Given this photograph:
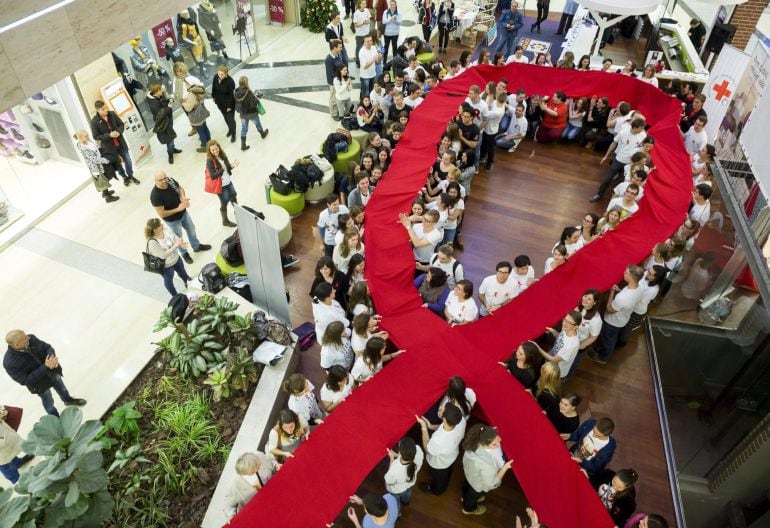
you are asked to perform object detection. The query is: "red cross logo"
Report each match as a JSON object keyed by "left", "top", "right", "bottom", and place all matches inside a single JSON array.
[
  {"left": 228, "top": 66, "right": 692, "bottom": 528},
  {"left": 713, "top": 80, "right": 732, "bottom": 101}
]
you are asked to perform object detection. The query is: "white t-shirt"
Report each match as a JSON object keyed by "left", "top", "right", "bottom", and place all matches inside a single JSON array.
[
  {"left": 689, "top": 201, "right": 711, "bottom": 225},
  {"left": 577, "top": 309, "right": 602, "bottom": 344},
  {"left": 404, "top": 96, "right": 424, "bottom": 109},
  {"left": 609, "top": 112, "right": 632, "bottom": 135},
  {"left": 551, "top": 331, "right": 580, "bottom": 378},
  {"left": 580, "top": 430, "right": 609, "bottom": 461},
  {"left": 426, "top": 421, "right": 466, "bottom": 469},
  {"left": 479, "top": 275, "right": 519, "bottom": 309},
  {"left": 312, "top": 300, "right": 349, "bottom": 344},
  {"left": 633, "top": 278, "right": 659, "bottom": 315},
  {"left": 353, "top": 8, "right": 371, "bottom": 36},
  {"left": 317, "top": 205, "right": 350, "bottom": 245},
  {"left": 444, "top": 198, "right": 464, "bottom": 230},
  {"left": 384, "top": 446, "right": 424, "bottom": 494},
  {"left": 684, "top": 126, "right": 708, "bottom": 156},
  {"left": 351, "top": 331, "right": 370, "bottom": 355},
  {"left": 505, "top": 54, "right": 530, "bottom": 64},
  {"left": 436, "top": 179, "right": 467, "bottom": 198},
  {"left": 411, "top": 224, "right": 443, "bottom": 263},
  {"left": 320, "top": 337, "right": 354, "bottom": 370},
  {"left": 288, "top": 382, "right": 324, "bottom": 424},
  {"left": 358, "top": 45, "right": 379, "bottom": 79},
  {"left": 404, "top": 65, "right": 427, "bottom": 82},
  {"left": 438, "top": 387, "right": 477, "bottom": 418},
  {"left": 484, "top": 103, "right": 506, "bottom": 135},
  {"left": 351, "top": 354, "right": 382, "bottom": 382},
  {"left": 613, "top": 129, "right": 647, "bottom": 164},
  {"left": 320, "top": 374, "right": 355, "bottom": 406},
  {"left": 604, "top": 286, "right": 644, "bottom": 327},
  {"left": 332, "top": 242, "right": 365, "bottom": 274},
  {"left": 613, "top": 181, "right": 644, "bottom": 202},
  {"left": 606, "top": 197, "right": 639, "bottom": 218},
  {"left": 503, "top": 115, "right": 528, "bottom": 138},
  {"left": 428, "top": 255, "right": 465, "bottom": 289},
  {"left": 510, "top": 266, "right": 535, "bottom": 290},
  {"left": 445, "top": 291, "right": 479, "bottom": 323},
  {"left": 426, "top": 203, "right": 449, "bottom": 231},
  {"left": 544, "top": 257, "right": 562, "bottom": 275},
  {"left": 464, "top": 97, "right": 489, "bottom": 128}
]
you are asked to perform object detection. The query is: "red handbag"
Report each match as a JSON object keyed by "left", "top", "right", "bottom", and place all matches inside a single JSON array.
[
  {"left": 204, "top": 159, "right": 223, "bottom": 194},
  {"left": 2, "top": 405, "right": 23, "bottom": 431}
]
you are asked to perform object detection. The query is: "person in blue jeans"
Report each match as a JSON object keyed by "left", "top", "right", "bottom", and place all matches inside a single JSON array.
[
  {"left": 90, "top": 100, "right": 140, "bottom": 186},
  {"left": 385, "top": 437, "right": 424, "bottom": 506},
  {"left": 496, "top": 2, "right": 523, "bottom": 58},
  {"left": 234, "top": 76, "right": 269, "bottom": 152},
  {"left": 0, "top": 411, "right": 34, "bottom": 484},
  {"left": 150, "top": 171, "right": 212, "bottom": 264},
  {"left": 347, "top": 493, "right": 399, "bottom": 528},
  {"left": 144, "top": 218, "right": 193, "bottom": 297},
  {"left": 3, "top": 331, "right": 87, "bottom": 417}
]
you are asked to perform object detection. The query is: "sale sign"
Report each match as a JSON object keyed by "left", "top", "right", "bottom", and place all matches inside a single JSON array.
[
  {"left": 152, "top": 19, "right": 175, "bottom": 58},
  {"left": 269, "top": 0, "right": 285, "bottom": 24}
]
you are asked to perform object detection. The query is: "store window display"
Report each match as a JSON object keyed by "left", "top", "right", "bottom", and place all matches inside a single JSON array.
[
  {"left": 178, "top": 9, "right": 207, "bottom": 76},
  {"left": 130, "top": 36, "right": 170, "bottom": 86}
]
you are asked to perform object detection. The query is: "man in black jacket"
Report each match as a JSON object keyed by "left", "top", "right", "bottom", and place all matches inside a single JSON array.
[
  {"left": 325, "top": 39, "right": 345, "bottom": 121},
  {"left": 211, "top": 65, "right": 237, "bottom": 143},
  {"left": 3, "top": 330, "right": 86, "bottom": 417},
  {"left": 90, "top": 100, "right": 140, "bottom": 186}
]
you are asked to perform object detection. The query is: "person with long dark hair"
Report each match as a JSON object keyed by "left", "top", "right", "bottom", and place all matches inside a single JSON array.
[
  {"left": 438, "top": 376, "right": 476, "bottom": 421},
  {"left": 385, "top": 437, "right": 424, "bottom": 506},
  {"left": 310, "top": 256, "right": 349, "bottom": 309},
  {"left": 266, "top": 409, "right": 308, "bottom": 468},
  {"left": 320, "top": 365, "right": 355, "bottom": 412},
  {"left": 503, "top": 341, "right": 540, "bottom": 391},
  {"left": 597, "top": 468, "right": 638, "bottom": 526},
  {"left": 460, "top": 424, "right": 513, "bottom": 515},
  {"left": 312, "top": 282, "right": 350, "bottom": 345},
  {"left": 414, "top": 267, "right": 450, "bottom": 316},
  {"left": 578, "top": 213, "right": 599, "bottom": 244},
  {"left": 205, "top": 140, "right": 239, "bottom": 227}
]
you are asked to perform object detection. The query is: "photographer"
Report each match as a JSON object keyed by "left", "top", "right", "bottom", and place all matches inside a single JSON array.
[{"left": 495, "top": 2, "right": 523, "bottom": 59}]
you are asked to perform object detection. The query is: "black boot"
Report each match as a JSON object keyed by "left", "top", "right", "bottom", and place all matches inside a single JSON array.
[
  {"left": 102, "top": 190, "right": 119, "bottom": 203},
  {"left": 220, "top": 206, "right": 236, "bottom": 227},
  {"left": 240, "top": 137, "right": 250, "bottom": 151}
]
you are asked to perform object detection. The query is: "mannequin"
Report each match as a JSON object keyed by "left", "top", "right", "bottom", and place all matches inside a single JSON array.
[
  {"left": 164, "top": 38, "right": 186, "bottom": 65},
  {"left": 178, "top": 10, "right": 205, "bottom": 75},
  {"left": 130, "top": 36, "right": 168, "bottom": 79},
  {"left": 197, "top": 2, "right": 223, "bottom": 40}
]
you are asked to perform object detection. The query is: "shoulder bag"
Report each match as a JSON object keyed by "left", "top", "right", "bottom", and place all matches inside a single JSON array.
[
  {"left": 142, "top": 239, "right": 166, "bottom": 274},
  {"left": 0, "top": 405, "right": 23, "bottom": 431},
  {"left": 204, "top": 158, "right": 223, "bottom": 194}
]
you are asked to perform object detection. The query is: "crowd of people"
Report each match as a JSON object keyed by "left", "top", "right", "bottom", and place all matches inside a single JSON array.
[{"left": 221, "top": 23, "right": 711, "bottom": 524}]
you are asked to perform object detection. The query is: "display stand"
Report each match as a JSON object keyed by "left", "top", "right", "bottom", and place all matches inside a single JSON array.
[{"left": 99, "top": 78, "right": 152, "bottom": 165}]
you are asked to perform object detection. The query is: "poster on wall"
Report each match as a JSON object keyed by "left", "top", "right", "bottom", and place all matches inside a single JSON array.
[
  {"left": 236, "top": 0, "right": 256, "bottom": 46},
  {"left": 702, "top": 45, "right": 750, "bottom": 141},
  {"left": 269, "top": 0, "right": 285, "bottom": 24},
  {"left": 152, "top": 19, "right": 176, "bottom": 58},
  {"left": 714, "top": 43, "right": 770, "bottom": 162},
  {"left": 740, "top": 45, "right": 770, "bottom": 196}
]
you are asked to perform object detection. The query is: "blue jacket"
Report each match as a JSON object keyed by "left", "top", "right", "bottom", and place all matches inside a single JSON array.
[
  {"left": 498, "top": 9, "right": 523, "bottom": 33},
  {"left": 414, "top": 274, "right": 450, "bottom": 316},
  {"left": 568, "top": 419, "right": 616, "bottom": 476}
]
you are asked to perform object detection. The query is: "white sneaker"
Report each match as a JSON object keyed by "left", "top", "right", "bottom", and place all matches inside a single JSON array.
[{"left": 507, "top": 145, "right": 518, "bottom": 153}]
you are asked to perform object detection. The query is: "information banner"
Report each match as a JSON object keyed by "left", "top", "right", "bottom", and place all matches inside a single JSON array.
[
  {"left": 236, "top": 0, "right": 256, "bottom": 46},
  {"left": 739, "top": 44, "right": 770, "bottom": 196},
  {"left": 269, "top": 0, "right": 285, "bottom": 24},
  {"left": 702, "top": 45, "right": 750, "bottom": 141},
  {"left": 152, "top": 19, "right": 176, "bottom": 58}
]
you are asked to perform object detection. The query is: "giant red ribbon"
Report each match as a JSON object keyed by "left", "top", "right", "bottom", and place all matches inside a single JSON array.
[{"left": 229, "top": 64, "right": 691, "bottom": 527}]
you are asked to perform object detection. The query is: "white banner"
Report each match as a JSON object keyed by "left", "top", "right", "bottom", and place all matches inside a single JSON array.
[
  {"left": 740, "top": 43, "right": 770, "bottom": 196},
  {"left": 715, "top": 43, "right": 770, "bottom": 161},
  {"left": 703, "top": 45, "right": 750, "bottom": 141}
]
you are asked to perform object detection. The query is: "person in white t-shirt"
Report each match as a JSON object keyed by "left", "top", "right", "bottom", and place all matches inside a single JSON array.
[
  {"left": 437, "top": 376, "right": 477, "bottom": 421},
  {"left": 617, "top": 265, "right": 666, "bottom": 347},
  {"left": 505, "top": 46, "right": 529, "bottom": 64},
  {"left": 320, "top": 320, "right": 354, "bottom": 370},
  {"left": 689, "top": 183, "right": 712, "bottom": 225},
  {"left": 465, "top": 85, "right": 489, "bottom": 170},
  {"left": 312, "top": 282, "right": 350, "bottom": 344},
  {"left": 353, "top": 0, "right": 372, "bottom": 66},
  {"left": 283, "top": 373, "right": 325, "bottom": 426},
  {"left": 319, "top": 365, "right": 355, "bottom": 412},
  {"left": 385, "top": 437, "right": 424, "bottom": 506},
  {"left": 606, "top": 184, "right": 640, "bottom": 219},
  {"left": 683, "top": 116, "right": 708, "bottom": 156},
  {"left": 445, "top": 280, "right": 479, "bottom": 325},
  {"left": 495, "top": 103, "right": 527, "bottom": 152},
  {"left": 404, "top": 57, "right": 427, "bottom": 82},
  {"left": 576, "top": 288, "right": 602, "bottom": 354},
  {"left": 538, "top": 310, "right": 582, "bottom": 379},
  {"left": 591, "top": 118, "right": 646, "bottom": 202},
  {"left": 400, "top": 209, "right": 443, "bottom": 266},
  {"left": 444, "top": 60, "right": 461, "bottom": 80},
  {"left": 590, "top": 265, "right": 644, "bottom": 364},
  {"left": 613, "top": 169, "right": 646, "bottom": 202},
  {"left": 481, "top": 92, "right": 507, "bottom": 171},
  {"left": 426, "top": 243, "right": 465, "bottom": 288},
  {"left": 358, "top": 35, "right": 382, "bottom": 97},
  {"left": 314, "top": 193, "right": 350, "bottom": 257},
  {"left": 417, "top": 403, "right": 466, "bottom": 495},
  {"left": 510, "top": 254, "right": 535, "bottom": 291},
  {"left": 478, "top": 261, "right": 520, "bottom": 316},
  {"left": 404, "top": 82, "right": 424, "bottom": 109}
]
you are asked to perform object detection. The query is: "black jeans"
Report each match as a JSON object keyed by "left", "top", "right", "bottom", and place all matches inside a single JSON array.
[
  {"left": 556, "top": 12, "right": 574, "bottom": 34},
  {"left": 422, "top": 23, "right": 432, "bottom": 43},
  {"left": 428, "top": 463, "right": 453, "bottom": 495},
  {"left": 481, "top": 131, "right": 497, "bottom": 168},
  {"left": 438, "top": 24, "right": 452, "bottom": 49},
  {"left": 596, "top": 159, "right": 625, "bottom": 198},
  {"left": 220, "top": 107, "right": 236, "bottom": 138},
  {"left": 344, "top": 0, "right": 355, "bottom": 16},
  {"left": 383, "top": 35, "right": 399, "bottom": 63},
  {"left": 534, "top": 1, "right": 550, "bottom": 29},
  {"left": 461, "top": 479, "right": 485, "bottom": 512}
]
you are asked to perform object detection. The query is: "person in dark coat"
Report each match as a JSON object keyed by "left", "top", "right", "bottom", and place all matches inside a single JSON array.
[
  {"left": 568, "top": 417, "right": 617, "bottom": 482},
  {"left": 212, "top": 65, "right": 237, "bottom": 143},
  {"left": 146, "top": 84, "right": 181, "bottom": 164},
  {"left": 90, "top": 100, "right": 140, "bottom": 186},
  {"left": 3, "top": 330, "right": 86, "bottom": 417}
]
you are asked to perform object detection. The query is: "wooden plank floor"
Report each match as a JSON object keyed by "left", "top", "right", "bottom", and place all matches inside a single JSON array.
[{"left": 277, "top": 131, "right": 676, "bottom": 526}]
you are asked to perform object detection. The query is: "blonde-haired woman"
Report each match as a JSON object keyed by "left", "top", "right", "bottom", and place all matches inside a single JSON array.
[
  {"left": 223, "top": 451, "right": 274, "bottom": 519},
  {"left": 536, "top": 361, "right": 561, "bottom": 422},
  {"left": 234, "top": 76, "right": 268, "bottom": 151},
  {"left": 205, "top": 140, "right": 239, "bottom": 227},
  {"left": 74, "top": 129, "right": 119, "bottom": 203},
  {"left": 144, "top": 218, "right": 191, "bottom": 296}
]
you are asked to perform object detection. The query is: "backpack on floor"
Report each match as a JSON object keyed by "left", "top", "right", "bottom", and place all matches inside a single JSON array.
[
  {"left": 341, "top": 115, "right": 359, "bottom": 131},
  {"left": 199, "top": 263, "right": 226, "bottom": 293}
]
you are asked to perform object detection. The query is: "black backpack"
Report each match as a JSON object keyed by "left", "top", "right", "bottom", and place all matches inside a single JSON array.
[
  {"left": 220, "top": 231, "right": 243, "bottom": 267},
  {"left": 199, "top": 263, "right": 226, "bottom": 293},
  {"left": 269, "top": 165, "right": 292, "bottom": 195},
  {"left": 168, "top": 293, "right": 189, "bottom": 323},
  {"left": 341, "top": 115, "right": 359, "bottom": 131}
]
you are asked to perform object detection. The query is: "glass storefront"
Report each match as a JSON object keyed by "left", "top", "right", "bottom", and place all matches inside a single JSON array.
[
  {"left": 648, "top": 162, "right": 770, "bottom": 527},
  {"left": 0, "top": 1, "right": 294, "bottom": 247}
]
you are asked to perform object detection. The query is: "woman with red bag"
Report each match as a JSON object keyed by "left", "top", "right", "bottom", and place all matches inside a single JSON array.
[
  {"left": 204, "top": 140, "right": 240, "bottom": 227},
  {"left": 0, "top": 405, "right": 34, "bottom": 484}
]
